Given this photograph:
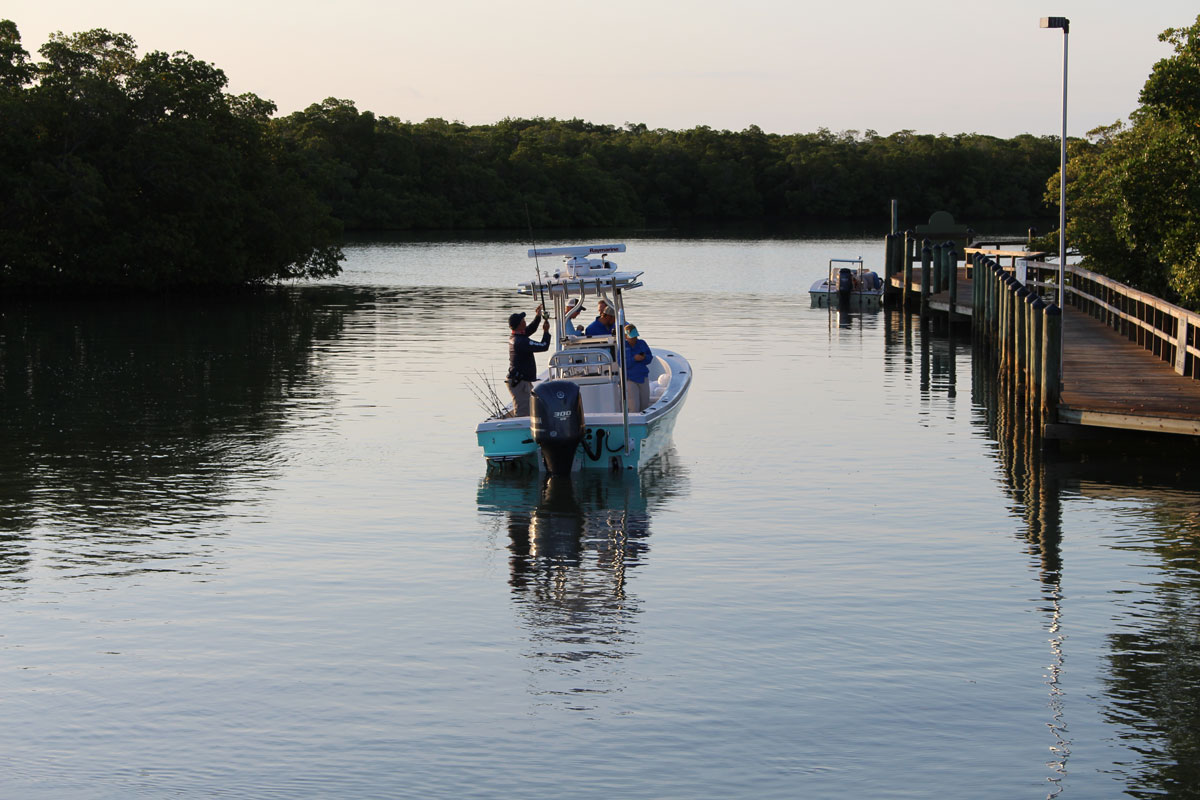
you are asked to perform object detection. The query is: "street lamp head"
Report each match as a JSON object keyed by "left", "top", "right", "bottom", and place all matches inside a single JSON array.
[{"left": 1040, "top": 16, "right": 1069, "bottom": 32}]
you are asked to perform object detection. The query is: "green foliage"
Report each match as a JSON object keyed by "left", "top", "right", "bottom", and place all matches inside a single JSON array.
[
  {"left": 1056, "top": 14, "right": 1200, "bottom": 309},
  {"left": 0, "top": 19, "right": 33, "bottom": 89},
  {"left": 272, "top": 105, "right": 1059, "bottom": 232},
  {"left": 0, "top": 22, "right": 343, "bottom": 291}
]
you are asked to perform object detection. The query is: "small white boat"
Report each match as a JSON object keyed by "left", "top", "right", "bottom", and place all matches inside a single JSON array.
[
  {"left": 809, "top": 258, "right": 883, "bottom": 309},
  {"left": 476, "top": 244, "right": 691, "bottom": 472}
]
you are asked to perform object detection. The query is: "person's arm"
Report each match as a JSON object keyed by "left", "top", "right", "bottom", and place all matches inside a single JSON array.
[{"left": 529, "top": 322, "right": 551, "bottom": 352}]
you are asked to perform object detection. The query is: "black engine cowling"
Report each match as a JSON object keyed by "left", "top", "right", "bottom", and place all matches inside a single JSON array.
[
  {"left": 837, "top": 267, "right": 854, "bottom": 291},
  {"left": 837, "top": 267, "right": 854, "bottom": 312},
  {"left": 531, "top": 380, "right": 584, "bottom": 474}
]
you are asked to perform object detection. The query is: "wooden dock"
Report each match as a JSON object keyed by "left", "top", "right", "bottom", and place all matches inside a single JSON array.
[
  {"left": 1057, "top": 307, "right": 1200, "bottom": 436},
  {"left": 889, "top": 267, "right": 973, "bottom": 316},
  {"left": 888, "top": 257, "right": 1200, "bottom": 439}
]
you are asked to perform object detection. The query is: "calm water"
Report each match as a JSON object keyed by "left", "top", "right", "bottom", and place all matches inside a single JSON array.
[{"left": 2, "top": 235, "right": 1199, "bottom": 799}]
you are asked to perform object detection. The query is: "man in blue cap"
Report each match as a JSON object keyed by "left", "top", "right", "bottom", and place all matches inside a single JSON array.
[
  {"left": 622, "top": 323, "right": 652, "bottom": 412},
  {"left": 506, "top": 304, "right": 548, "bottom": 416}
]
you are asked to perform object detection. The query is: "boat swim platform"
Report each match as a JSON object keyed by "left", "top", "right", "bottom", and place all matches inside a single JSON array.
[{"left": 889, "top": 268, "right": 1200, "bottom": 439}]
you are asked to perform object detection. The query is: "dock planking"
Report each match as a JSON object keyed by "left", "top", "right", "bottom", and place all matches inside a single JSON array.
[{"left": 1058, "top": 307, "right": 1200, "bottom": 435}]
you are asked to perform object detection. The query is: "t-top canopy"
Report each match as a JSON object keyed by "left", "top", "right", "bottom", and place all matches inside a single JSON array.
[
  {"left": 527, "top": 243, "right": 625, "bottom": 259},
  {"left": 529, "top": 243, "right": 628, "bottom": 279}
]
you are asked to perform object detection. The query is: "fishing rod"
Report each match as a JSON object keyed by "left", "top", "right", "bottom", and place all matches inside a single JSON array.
[{"left": 524, "top": 202, "right": 550, "bottom": 323}]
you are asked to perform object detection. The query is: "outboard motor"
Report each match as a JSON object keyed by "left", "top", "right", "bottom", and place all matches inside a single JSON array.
[
  {"left": 531, "top": 380, "right": 584, "bottom": 475},
  {"left": 837, "top": 267, "right": 854, "bottom": 313}
]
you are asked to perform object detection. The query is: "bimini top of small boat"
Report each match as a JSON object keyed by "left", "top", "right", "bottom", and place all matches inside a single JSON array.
[{"left": 518, "top": 243, "right": 643, "bottom": 295}]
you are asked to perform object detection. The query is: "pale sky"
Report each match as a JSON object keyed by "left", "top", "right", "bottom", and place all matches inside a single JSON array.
[{"left": 5, "top": 0, "right": 1198, "bottom": 138}]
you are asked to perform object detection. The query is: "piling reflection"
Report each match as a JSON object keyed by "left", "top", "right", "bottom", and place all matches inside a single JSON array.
[
  {"left": 970, "top": 353, "right": 1069, "bottom": 797},
  {"left": 884, "top": 310, "right": 965, "bottom": 403},
  {"left": 0, "top": 289, "right": 361, "bottom": 587},
  {"left": 970, "top": 326, "right": 1200, "bottom": 799},
  {"left": 477, "top": 451, "right": 689, "bottom": 711}
]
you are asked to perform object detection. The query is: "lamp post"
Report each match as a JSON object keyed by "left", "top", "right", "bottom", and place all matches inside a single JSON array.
[
  {"left": 1040, "top": 16, "right": 1069, "bottom": 308},
  {"left": 1041, "top": 16, "right": 1069, "bottom": 387}
]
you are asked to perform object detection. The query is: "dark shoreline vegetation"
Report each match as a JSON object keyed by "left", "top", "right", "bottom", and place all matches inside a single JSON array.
[
  {"left": 0, "top": 21, "right": 1058, "bottom": 293},
  {"left": 2, "top": 17, "right": 1198, "bottom": 306}
]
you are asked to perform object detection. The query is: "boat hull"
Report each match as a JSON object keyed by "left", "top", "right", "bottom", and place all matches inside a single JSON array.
[
  {"left": 809, "top": 288, "right": 883, "bottom": 309},
  {"left": 477, "top": 349, "right": 690, "bottom": 471}
]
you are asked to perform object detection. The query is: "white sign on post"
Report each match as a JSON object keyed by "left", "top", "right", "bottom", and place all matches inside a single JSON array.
[{"left": 1015, "top": 258, "right": 1028, "bottom": 286}]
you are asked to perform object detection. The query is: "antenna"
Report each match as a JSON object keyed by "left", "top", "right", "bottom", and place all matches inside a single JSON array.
[{"left": 524, "top": 201, "right": 550, "bottom": 319}]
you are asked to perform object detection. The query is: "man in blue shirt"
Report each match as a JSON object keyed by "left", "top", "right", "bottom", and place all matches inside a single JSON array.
[
  {"left": 506, "top": 304, "right": 548, "bottom": 416},
  {"left": 584, "top": 302, "right": 616, "bottom": 338},
  {"left": 622, "top": 323, "right": 652, "bottom": 412}
]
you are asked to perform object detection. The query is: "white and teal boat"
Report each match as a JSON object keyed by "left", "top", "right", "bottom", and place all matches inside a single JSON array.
[{"left": 476, "top": 244, "right": 692, "bottom": 472}]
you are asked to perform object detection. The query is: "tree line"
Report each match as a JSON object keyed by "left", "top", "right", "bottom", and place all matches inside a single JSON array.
[
  {"left": 2, "top": 20, "right": 1064, "bottom": 290},
  {"left": 270, "top": 102, "right": 1060, "bottom": 233},
  {"left": 0, "top": 22, "right": 343, "bottom": 290}
]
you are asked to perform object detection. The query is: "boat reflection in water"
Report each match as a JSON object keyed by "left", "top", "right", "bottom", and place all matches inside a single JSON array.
[{"left": 477, "top": 451, "right": 688, "bottom": 711}]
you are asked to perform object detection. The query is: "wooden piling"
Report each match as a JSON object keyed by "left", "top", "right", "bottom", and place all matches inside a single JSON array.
[
  {"left": 1030, "top": 296, "right": 1045, "bottom": 413},
  {"left": 987, "top": 257, "right": 997, "bottom": 336},
  {"left": 1023, "top": 289, "right": 1038, "bottom": 385},
  {"left": 943, "top": 242, "right": 954, "bottom": 292},
  {"left": 988, "top": 262, "right": 1002, "bottom": 341},
  {"left": 999, "top": 274, "right": 1010, "bottom": 368},
  {"left": 1041, "top": 305, "right": 1062, "bottom": 422},
  {"left": 947, "top": 246, "right": 959, "bottom": 318},
  {"left": 1015, "top": 287, "right": 1029, "bottom": 382},
  {"left": 984, "top": 261, "right": 995, "bottom": 342},
  {"left": 920, "top": 243, "right": 932, "bottom": 316},
  {"left": 883, "top": 234, "right": 895, "bottom": 302},
  {"left": 903, "top": 232, "right": 916, "bottom": 309},
  {"left": 1004, "top": 276, "right": 1020, "bottom": 370},
  {"left": 932, "top": 242, "right": 944, "bottom": 293},
  {"left": 971, "top": 254, "right": 982, "bottom": 332}
]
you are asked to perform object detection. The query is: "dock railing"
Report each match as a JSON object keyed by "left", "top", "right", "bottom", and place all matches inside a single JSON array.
[
  {"left": 1063, "top": 265, "right": 1200, "bottom": 379},
  {"left": 978, "top": 252, "right": 1200, "bottom": 380},
  {"left": 968, "top": 247, "right": 1200, "bottom": 440}
]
